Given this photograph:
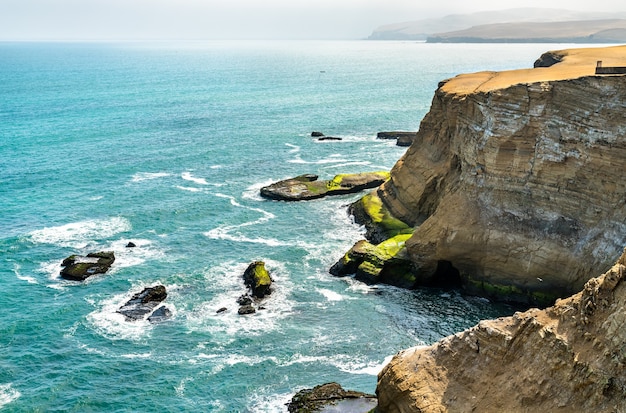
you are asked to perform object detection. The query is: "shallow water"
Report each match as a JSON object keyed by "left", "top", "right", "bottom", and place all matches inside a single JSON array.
[{"left": 0, "top": 41, "right": 591, "bottom": 411}]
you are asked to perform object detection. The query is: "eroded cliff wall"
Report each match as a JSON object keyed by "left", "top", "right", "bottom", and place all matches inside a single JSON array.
[
  {"left": 377, "top": 247, "right": 626, "bottom": 413},
  {"left": 377, "top": 45, "right": 626, "bottom": 303}
]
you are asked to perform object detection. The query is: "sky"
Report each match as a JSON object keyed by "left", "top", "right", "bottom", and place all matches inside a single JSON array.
[{"left": 0, "top": 0, "right": 625, "bottom": 41}]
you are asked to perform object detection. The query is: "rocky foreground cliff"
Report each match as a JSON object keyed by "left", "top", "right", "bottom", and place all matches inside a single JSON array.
[
  {"left": 355, "top": 45, "right": 626, "bottom": 305},
  {"left": 377, "top": 248, "right": 626, "bottom": 413},
  {"left": 372, "top": 45, "right": 626, "bottom": 413}
]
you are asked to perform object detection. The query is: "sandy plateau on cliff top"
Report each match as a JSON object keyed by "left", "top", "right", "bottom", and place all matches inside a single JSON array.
[{"left": 443, "top": 44, "right": 626, "bottom": 94}]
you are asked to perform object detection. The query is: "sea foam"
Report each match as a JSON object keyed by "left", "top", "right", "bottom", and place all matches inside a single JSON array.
[
  {"left": 0, "top": 383, "right": 20, "bottom": 409},
  {"left": 29, "top": 217, "right": 132, "bottom": 249}
]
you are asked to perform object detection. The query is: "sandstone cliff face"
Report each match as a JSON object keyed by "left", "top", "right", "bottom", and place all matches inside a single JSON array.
[
  {"left": 375, "top": 45, "right": 626, "bottom": 303},
  {"left": 377, "top": 248, "right": 626, "bottom": 413}
]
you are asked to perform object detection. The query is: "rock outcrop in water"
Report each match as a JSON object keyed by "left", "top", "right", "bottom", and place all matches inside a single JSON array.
[
  {"left": 260, "top": 172, "right": 389, "bottom": 201},
  {"left": 117, "top": 285, "right": 170, "bottom": 322},
  {"left": 350, "top": 45, "right": 626, "bottom": 305},
  {"left": 377, "top": 248, "right": 626, "bottom": 412},
  {"left": 60, "top": 251, "right": 115, "bottom": 281},
  {"left": 287, "top": 382, "right": 377, "bottom": 413}
]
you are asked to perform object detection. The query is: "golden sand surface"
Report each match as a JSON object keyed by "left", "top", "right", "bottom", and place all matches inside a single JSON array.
[{"left": 442, "top": 44, "right": 626, "bottom": 95}]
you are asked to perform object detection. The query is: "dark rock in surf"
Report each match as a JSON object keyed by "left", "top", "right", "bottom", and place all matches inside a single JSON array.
[
  {"left": 237, "top": 294, "right": 254, "bottom": 306},
  {"left": 126, "top": 242, "right": 137, "bottom": 248},
  {"left": 60, "top": 251, "right": 115, "bottom": 281},
  {"left": 377, "top": 131, "right": 416, "bottom": 146},
  {"left": 147, "top": 305, "right": 172, "bottom": 323},
  {"left": 238, "top": 304, "right": 256, "bottom": 315},
  {"left": 311, "top": 131, "right": 325, "bottom": 137},
  {"left": 216, "top": 307, "right": 228, "bottom": 314},
  {"left": 243, "top": 261, "right": 272, "bottom": 299},
  {"left": 117, "top": 285, "right": 168, "bottom": 321},
  {"left": 287, "top": 382, "right": 377, "bottom": 413},
  {"left": 318, "top": 136, "right": 342, "bottom": 141}
]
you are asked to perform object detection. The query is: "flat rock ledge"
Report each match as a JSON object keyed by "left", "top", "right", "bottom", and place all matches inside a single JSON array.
[
  {"left": 260, "top": 172, "right": 389, "bottom": 201},
  {"left": 376, "top": 131, "right": 416, "bottom": 147},
  {"left": 117, "top": 285, "right": 171, "bottom": 323},
  {"left": 287, "top": 382, "right": 377, "bottom": 413},
  {"left": 60, "top": 251, "right": 115, "bottom": 281}
]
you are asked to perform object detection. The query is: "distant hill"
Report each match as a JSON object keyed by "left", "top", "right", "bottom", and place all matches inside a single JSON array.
[
  {"left": 369, "top": 8, "right": 626, "bottom": 41},
  {"left": 428, "top": 19, "right": 626, "bottom": 43}
]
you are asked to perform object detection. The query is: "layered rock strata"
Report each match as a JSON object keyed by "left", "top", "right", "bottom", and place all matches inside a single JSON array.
[
  {"left": 360, "top": 45, "right": 626, "bottom": 304},
  {"left": 377, "top": 248, "right": 626, "bottom": 413}
]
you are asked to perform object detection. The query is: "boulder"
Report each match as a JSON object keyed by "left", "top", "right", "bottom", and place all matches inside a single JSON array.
[
  {"left": 125, "top": 241, "right": 136, "bottom": 248},
  {"left": 238, "top": 305, "right": 256, "bottom": 315},
  {"left": 146, "top": 306, "right": 172, "bottom": 323},
  {"left": 330, "top": 235, "right": 417, "bottom": 289},
  {"left": 287, "top": 382, "right": 377, "bottom": 413},
  {"left": 60, "top": 251, "right": 115, "bottom": 281},
  {"left": 243, "top": 261, "right": 272, "bottom": 299},
  {"left": 311, "top": 131, "right": 325, "bottom": 137},
  {"left": 117, "top": 285, "right": 168, "bottom": 321},
  {"left": 260, "top": 172, "right": 389, "bottom": 201}
]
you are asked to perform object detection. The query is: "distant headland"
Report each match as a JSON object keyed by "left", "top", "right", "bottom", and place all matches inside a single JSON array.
[{"left": 369, "top": 8, "right": 626, "bottom": 43}]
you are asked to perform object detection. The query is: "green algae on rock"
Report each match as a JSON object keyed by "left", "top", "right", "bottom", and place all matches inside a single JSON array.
[
  {"left": 60, "top": 251, "right": 115, "bottom": 281},
  {"left": 330, "top": 234, "right": 416, "bottom": 289},
  {"left": 260, "top": 172, "right": 389, "bottom": 201},
  {"left": 243, "top": 261, "right": 272, "bottom": 299},
  {"left": 349, "top": 191, "right": 412, "bottom": 244}
]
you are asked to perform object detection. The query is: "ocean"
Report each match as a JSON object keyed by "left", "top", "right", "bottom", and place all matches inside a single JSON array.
[{"left": 0, "top": 40, "right": 583, "bottom": 412}]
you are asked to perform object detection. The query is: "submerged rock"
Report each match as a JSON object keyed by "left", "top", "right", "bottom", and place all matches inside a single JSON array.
[
  {"left": 60, "top": 251, "right": 115, "bottom": 281},
  {"left": 260, "top": 172, "right": 389, "bottom": 201},
  {"left": 317, "top": 136, "right": 342, "bottom": 141},
  {"left": 146, "top": 305, "right": 172, "bottom": 323},
  {"left": 287, "top": 382, "right": 377, "bottom": 413},
  {"left": 117, "top": 285, "right": 169, "bottom": 322}
]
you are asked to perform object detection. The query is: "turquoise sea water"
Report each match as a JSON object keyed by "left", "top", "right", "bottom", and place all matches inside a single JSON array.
[{"left": 0, "top": 41, "right": 590, "bottom": 411}]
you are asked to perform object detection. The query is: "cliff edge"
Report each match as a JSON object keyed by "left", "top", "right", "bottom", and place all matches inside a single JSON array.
[
  {"left": 377, "top": 247, "right": 626, "bottom": 412},
  {"left": 367, "top": 45, "right": 626, "bottom": 304}
]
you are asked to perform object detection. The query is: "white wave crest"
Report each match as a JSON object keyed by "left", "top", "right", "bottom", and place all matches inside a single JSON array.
[
  {"left": 181, "top": 172, "right": 208, "bottom": 185},
  {"left": 285, "top": 143, "right": 300, "bottom": 153},
  {"left": 29, "top": 217, "right": 131, "bottom": 249},
  {"left": 288, "top": 155, "right": 348, "bottom": 164},
  {"left": 131, "top": 172, "right": 171, "bottom": 182},
  {"left": 0, "top": 383, "right": 21, "bottom": 409},
  {"left": 176, "top": 186, "right": 205, "bottom": 193},
  {"left": 204, "top": 194, "right": 281, "bottom": 246},
  {"left": 317, "top": 288, "right": 345, "bottom": 302},
  {"left": 13, "top": 263, "right": 38, "bottom": 285}
]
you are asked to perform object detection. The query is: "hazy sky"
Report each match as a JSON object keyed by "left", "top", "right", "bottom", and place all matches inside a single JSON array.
[{"left": 1, "top": 0, "right": 625, "bottom": 41}]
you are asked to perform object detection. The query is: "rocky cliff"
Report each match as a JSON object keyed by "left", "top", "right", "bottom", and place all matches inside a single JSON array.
[
  {"left": 364, "top": 45, "right": 626, "bottom": 304},
  {"left": 377, "top": 247, "right": 626, "bottom": 412}
]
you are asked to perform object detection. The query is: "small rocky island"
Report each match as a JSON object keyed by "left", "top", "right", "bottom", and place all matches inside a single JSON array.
[
  {"left": 260, "top": 172, "right": 389, "bottom": 201},
  {"left": 60, "top": 251, "right": 115, "bottom": 281}
]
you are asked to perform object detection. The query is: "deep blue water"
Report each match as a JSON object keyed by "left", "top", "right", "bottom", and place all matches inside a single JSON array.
[{"left": 0, "top": 41, "right": 581, "bottom": 411}]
